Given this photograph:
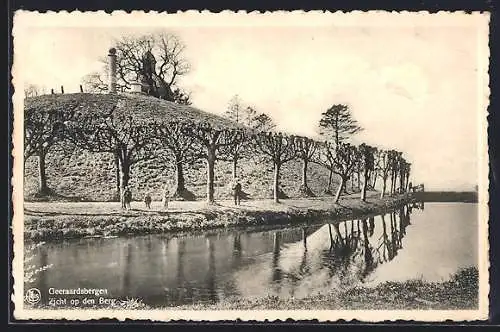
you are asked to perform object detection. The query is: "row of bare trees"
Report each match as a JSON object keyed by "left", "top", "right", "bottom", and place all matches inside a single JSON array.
[{"left": 25, "top": 98, "right": 411, "bottom": 206}]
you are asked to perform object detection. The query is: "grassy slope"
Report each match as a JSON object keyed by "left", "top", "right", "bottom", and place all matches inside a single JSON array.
[
  {"left": 24, "top": 149, "right": 337, "bottom": 202},
  {"left": 24, "top": 93, "right": 340, "bottom": 202}
]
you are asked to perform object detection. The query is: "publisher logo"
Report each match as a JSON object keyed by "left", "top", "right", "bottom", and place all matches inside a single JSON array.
[{"left": 25, "top": 288, "right": 41, "bottom": 305}]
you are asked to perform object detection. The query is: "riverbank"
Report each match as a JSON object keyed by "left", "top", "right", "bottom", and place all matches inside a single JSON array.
[
  {"left": 24, "top": 192, "right": 413, "bottom": 242},
  {"left": 170, "top": 267, "right": 478, "bottom": 310},
  {"left": 27, "top": 267, "right": 478, "bottom": 311}
]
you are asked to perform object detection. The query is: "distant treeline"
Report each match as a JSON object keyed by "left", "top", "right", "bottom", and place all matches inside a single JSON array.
[{"left": 412, "top": 191, "right": 478, "bottom": 203}]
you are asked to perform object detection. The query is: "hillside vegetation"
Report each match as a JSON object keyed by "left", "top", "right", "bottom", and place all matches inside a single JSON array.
[{"left": 24, "top": 147, "right": 339, "bottom": 202}]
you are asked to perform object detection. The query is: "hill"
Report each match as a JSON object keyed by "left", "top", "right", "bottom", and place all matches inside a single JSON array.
[
  {"left": 25, "top": 92, "right": 240, "bottom": 129},
  {"left": 24, "top": 93, "right": 341, "bottom": 202}
]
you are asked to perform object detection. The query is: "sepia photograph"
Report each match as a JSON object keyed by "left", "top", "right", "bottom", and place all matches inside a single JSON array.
[{"left": 11, "top": 10, "right": 490, "bottom": 321}]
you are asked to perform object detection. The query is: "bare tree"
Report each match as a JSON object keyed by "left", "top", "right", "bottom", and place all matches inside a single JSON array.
[
  {"left": 223, "top": 95, "right": 252, "bottom": 179},
  {"left": 398, "top": 158, "right": 410, "bottom": 193},
  {"left": 188, "top": 123, "right": 244, "bottom": 204},
  {"left": 222, "top": 96, "right": 276, "bottom": 179},
  {"left": 389, "top": 150, "right": 402, "bottom": 195},
  {"left": 318, "top": 104, "right": 363, "bottom": 193},
  {"left": 318, "top": 142, "right": 360, "bottom": 203},
  {"left": 82, "top": 32, "right": 191, "bottom": 103},
  {"left": 64, "top": 106, "right": 156, "bottom": 207},
  {"left": 81, "top": 72, "right": 111, "bottom": 93},
  {"left": 24, "top": 99, "right": 78, "bottom": 194},
  {"left": 295, "top": 136, "right": 319, "bottom": 197},
  {"left": 253, "top": 132, "right": 298, "bottom": 203},
  {"left": 404, "top": 162, "right": 412, "bottom": 191},
  {"left": 358, "top": 143, "right": 376, "bottom": 201},
  {"left": 153, "top": 121, "right": 200, "bottom": 200},
  {"left": 378, "top": 150, "right": 391, "bottom": 198},
  {"left": 371, "top": 148, "right": 382, "bottom": 189},
  {"left": 24, "top": 84, "right": 47, "bottom": 98}
]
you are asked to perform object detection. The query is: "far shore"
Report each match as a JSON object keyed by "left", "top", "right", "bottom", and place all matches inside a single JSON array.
[
  {"left": 413, "top": 191, "right": 478, "bottom": 203},
  {"left": 24, "top": 192, "right": 416, "bottom": 242}
]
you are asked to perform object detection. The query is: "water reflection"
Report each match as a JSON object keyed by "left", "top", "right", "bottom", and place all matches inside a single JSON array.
[
  {"left": 28, "top": 202, "right": 477, "bottom": 308},
  {"left": 205, "top": 238, "right": 217, "bottom": 303}
]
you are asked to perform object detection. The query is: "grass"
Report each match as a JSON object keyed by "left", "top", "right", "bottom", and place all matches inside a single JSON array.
[
  {"left": 24, "top": 192, "right": 412, "bottom": 242},
  {"left": 166, "top": 267, "right": 479, "bottom": 310}
]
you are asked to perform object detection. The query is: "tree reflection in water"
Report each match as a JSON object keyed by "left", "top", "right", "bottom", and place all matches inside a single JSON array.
[
  {"left": 312, "top": 203, "right": 424, "bottom": 284},
  {"left": 270, "top": 232, "right": 283, "bottom": 293},
  {"left": 121, "top": 243, "right": 132, "bottom": 296},
  {"left": 205, "top": 237, "right": 217, "bottom": 304}
]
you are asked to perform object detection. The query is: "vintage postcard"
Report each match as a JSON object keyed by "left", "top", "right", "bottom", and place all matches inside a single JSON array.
[{"left": 11, "top": 10, "right": 490, "bottom": 321}]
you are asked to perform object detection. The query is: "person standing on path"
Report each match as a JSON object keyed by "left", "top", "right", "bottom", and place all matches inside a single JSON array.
[
  {"left": 144, "top": 193, "right": 152, "bottom": 209},
  {"left": 161, "top": 184, "right": 170, "bottom": 210},
  {"left": 233, "top": 179, "right": 242, "bottom": 206},
  {"left": 123, "top": 186, "right": 132, "bottom": 210}
]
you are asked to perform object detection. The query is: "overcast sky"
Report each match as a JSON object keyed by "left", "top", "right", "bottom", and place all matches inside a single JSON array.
[{"left": 13, "top": 11, "right": 489, "bottom": 191}]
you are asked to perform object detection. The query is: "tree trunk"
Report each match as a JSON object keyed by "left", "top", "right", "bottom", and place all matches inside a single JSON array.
[
  {"left": 114, "top": 152, "right": 120, "bottom": 200},
  {"left": 333, "top": 223, "right": 344, "bottom": 245},
  {"left": 362, "top": 219, "right": 373, "bottom": 269},
  {"left": 232, "top": 156, "right": 238, "bottom": 180},
  {"left": 380, "top": 178, "right": 387, "bottom": 198},
  {"left": 174, "top": 158, "right": 186, "bottom": 195},
  {"left": 206, "top": 149, "right": 216, "bottom": 204},
  {"left": 357, "top": 169, "right": 361, "bottom": 190},
  {"left": 301, "top": 159, "right": 308, "bottom": 188},
  {"left": 328, "top": 224, "right": 334, "bottom": 249},
  {"left": 360, "top": 169, "right": 368, "bottom": 201},
  {"left": 394, "top": 173, "right": 397, "bottom": 194},
  {"left": 326, "top": 169, "right": 333, "bottom": 193},
  {"left": 390, "top": 172, "right": 395, "bottom": 195},
  {"left": 333, "top": 176, "right": 345, "bottom": 203},
  {"left": 372, "top": 172, "right": 378, "bottom": 189},
  {"left": 118, "top": 157, "right": 130, "bottom": 207},
  {"left": 400, "top": 173, "right": 405, "bottom": 193},
  {"left": 37, "top": 149, "right": 48, "bottom": 194},
  {"left": 273, "top": 163, "right": 281, "bottom": 203}
]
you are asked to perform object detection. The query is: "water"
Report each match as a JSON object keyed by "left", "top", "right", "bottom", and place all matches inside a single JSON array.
[{"left": 28, "top": 202, "right": 478, "bottom": 307}]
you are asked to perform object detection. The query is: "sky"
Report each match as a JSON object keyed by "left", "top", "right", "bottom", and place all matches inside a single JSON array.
[{"left": 13, "top": 11, "right": 490, "bottom": 191}]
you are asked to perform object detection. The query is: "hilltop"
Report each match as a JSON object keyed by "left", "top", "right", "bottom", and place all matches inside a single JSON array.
[{"left": 25, "top": 93, "right": 240, "bottom": 129}]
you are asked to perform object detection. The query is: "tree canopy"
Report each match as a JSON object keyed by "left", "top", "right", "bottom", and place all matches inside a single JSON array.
[
  {"left": 319, "top": 104, "right": 363, "bottom": 147},
  {"left": 82, "top": 32, "right": 192, "bottom": 104}
]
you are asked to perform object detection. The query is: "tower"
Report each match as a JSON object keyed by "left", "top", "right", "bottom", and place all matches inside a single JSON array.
[{"left": 108, "top": 48, "right": 117, "bottom": 93}]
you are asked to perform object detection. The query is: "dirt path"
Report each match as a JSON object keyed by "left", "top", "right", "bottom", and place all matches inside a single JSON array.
[{"left": 24, "top": 192, "right": 383, "bottom": 216}]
